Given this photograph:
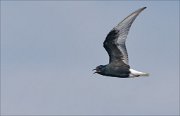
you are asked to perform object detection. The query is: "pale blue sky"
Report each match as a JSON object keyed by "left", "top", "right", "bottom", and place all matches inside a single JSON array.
[{"left": 1, "top": 1, "right": 179, "bottom": 115}]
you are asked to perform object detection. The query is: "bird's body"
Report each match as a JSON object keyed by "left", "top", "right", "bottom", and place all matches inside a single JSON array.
[
  {"left": 98, "top": 62, "right": 130, "bottom": 78},
  {"left": 94, "top": 7, "right": 149, "bottom": 78}
]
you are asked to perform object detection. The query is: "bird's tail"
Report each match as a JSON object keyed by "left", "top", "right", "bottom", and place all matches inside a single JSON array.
[
  {"left": 140, "top": 72, "right": 149, "bottom": 77},
  {"left": 129, "top": 69, "right": 149, "bottom": 77}
]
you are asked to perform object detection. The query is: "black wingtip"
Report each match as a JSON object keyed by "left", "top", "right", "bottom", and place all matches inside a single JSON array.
[
  {"left": 142, "top": 7, "right": 147, "bottom": 10},
  {"left": 138, "top": 7, "right": 146, "bottom": 12}
]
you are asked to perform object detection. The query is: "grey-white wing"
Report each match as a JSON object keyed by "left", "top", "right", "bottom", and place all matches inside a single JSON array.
[{"left": 114, "top": 7, "right": 146, "bottom": 64}]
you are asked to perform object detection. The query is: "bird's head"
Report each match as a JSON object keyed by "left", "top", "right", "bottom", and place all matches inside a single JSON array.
[{"left": 93, "top": 65, "right": 106, "bottom": 74}]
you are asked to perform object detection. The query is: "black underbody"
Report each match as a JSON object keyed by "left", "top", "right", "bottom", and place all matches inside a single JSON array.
[{"left": 97, "top": 62, "right": 131, "bottom": 78}]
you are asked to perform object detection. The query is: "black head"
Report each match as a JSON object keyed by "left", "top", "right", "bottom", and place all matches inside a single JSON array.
[{"left": 93, "top": 65, "right": 106, "bottom": 74}]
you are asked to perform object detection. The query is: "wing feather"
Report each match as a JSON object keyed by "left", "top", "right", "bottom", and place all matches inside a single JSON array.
[{"left": 103, "top": 7, "right": 146, "bottom": 64}]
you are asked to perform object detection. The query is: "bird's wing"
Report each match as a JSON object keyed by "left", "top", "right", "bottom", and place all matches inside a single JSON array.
[{"left": 103, "top": 7, "right": 146, "bottom": 64}]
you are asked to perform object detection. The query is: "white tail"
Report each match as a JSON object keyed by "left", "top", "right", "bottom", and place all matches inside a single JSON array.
[{"left": 129, "top": 69, "right": 149, "bottom": 77}]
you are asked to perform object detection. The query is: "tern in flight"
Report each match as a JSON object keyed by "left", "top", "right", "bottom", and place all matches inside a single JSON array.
[{"left": 93, "top": 7, "right": 149, "bottom": 78}]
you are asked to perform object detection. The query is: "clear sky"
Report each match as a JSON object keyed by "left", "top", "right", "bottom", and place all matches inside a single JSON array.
[{"left": 1, "top": 1, "right": 179, "bottom": 115}]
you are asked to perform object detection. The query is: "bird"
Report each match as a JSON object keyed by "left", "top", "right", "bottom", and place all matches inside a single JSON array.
[{"left": 93, "top": 7, "right": 149, "bottom": 78}]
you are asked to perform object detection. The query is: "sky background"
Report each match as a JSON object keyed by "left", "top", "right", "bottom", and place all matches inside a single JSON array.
[{"left": 1, "top": 1, "right": 179, "bottom": 115}]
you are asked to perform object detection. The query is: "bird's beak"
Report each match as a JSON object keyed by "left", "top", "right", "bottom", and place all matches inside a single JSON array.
[{"left": 92, "top": 69, "right": 97, "bottom": 74}]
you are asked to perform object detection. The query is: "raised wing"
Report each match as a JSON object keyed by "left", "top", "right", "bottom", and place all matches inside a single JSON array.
[{"left": 103, "top": 7, "right": 146, "bottom": 64}]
